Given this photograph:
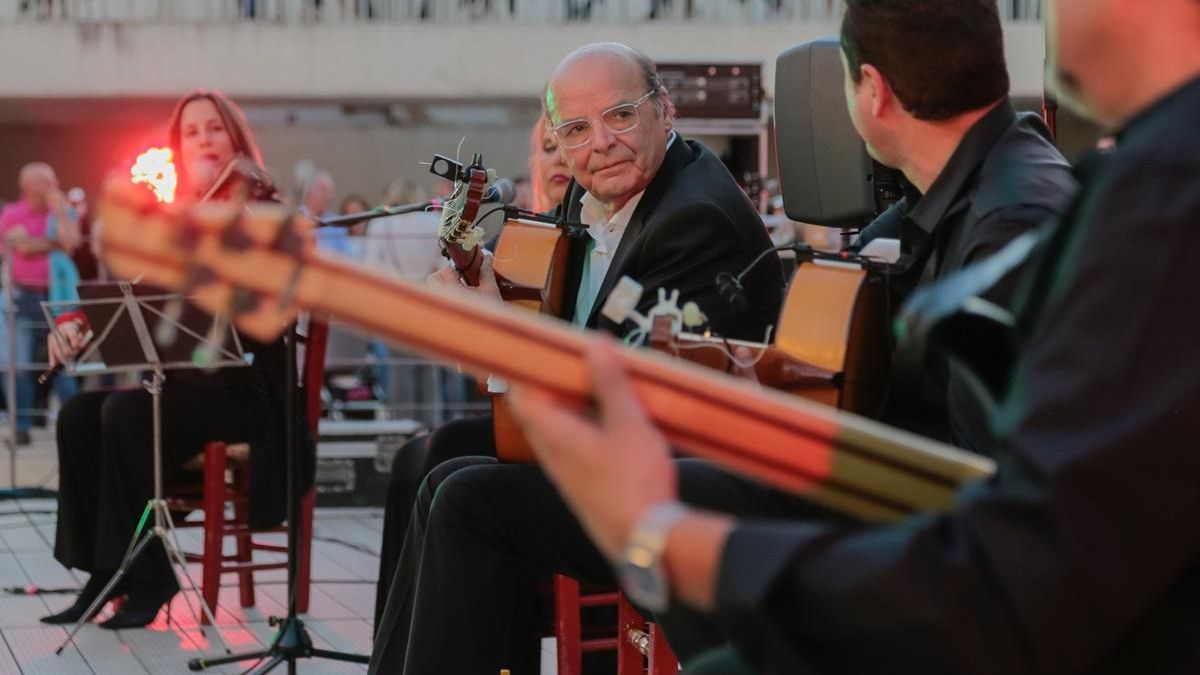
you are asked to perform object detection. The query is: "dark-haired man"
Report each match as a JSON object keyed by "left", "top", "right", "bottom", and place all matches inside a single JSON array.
[
  {"left": 512, "top": 0, "right": 1200, "bottom": 671},
  {"left": 839, "top": 0, "right": 1075, "bottom": 449}
]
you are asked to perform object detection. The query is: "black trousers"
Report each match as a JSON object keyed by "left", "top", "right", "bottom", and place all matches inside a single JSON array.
[
  {"left": 374, "top": 414, "right": 495, "bottom": 628},
  {"left": 369, "top": 456, "right": 831, "bottom": 675},
  {"left": 54, "top": 382, "right": 253, "bottom": 587}
]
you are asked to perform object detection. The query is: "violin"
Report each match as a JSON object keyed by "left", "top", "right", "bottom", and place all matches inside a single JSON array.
[{"left": 198, "top": 156, "right": 279, "bottom": 205}]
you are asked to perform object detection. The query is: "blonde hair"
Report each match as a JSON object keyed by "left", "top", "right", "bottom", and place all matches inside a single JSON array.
[{"left": 528, "top": 116, "right": 557, "bottom": 213}]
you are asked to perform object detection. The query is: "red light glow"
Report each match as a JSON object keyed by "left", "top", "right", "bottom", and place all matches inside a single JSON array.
[{"left": 131, "top": 147, "right": 177, "bottom": 203}]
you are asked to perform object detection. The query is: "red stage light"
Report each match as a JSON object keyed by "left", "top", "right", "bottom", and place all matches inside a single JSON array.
[{"left": 131, "top": 147, "right": 177, "bottom": 203}]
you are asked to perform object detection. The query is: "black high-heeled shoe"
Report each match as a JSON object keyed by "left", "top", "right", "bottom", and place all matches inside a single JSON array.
[
  {"left": 99, "top": 578, "right": 179, "bottom": 630},
  {"left": 40, "top": 572, "right": 125, "bottom": 625}
]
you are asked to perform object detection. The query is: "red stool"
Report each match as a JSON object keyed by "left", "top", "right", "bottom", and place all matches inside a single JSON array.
[
  {"left": 554, "top": 573, "right": 680, "bottom": 674},
  {"left": 165, "top": 319, "right": 327, "bottom": 623}
]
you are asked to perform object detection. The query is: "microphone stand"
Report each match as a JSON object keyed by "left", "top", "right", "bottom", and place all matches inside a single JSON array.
[
  {"left": 500, "top": 204, "right": 589, "bottom": 238},
  {"left": 716, "top": 242, "right": 890, "bottom": 308},
  {"left": 188, "top": 322, "right": 368, "bottom": 674},
  {"left": 320, "top": 200, "right": 436, "bottom": 228}
]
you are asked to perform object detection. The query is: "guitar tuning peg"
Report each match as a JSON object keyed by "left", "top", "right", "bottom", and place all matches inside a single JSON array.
[
  {"left": 177, "top": 212, "right": 204, "bottom": 250},
  {"left": 270, "top": 215, "right": 306, "bottom": 256},
  {"left": 229, "top": 286, "right": 260, "bottom": 315},
  {"left": 682, "top": 301, "right": 707, "bottom": 328},
  {"left": 220, "top": 213, "right": 256, "bottom": 252}
]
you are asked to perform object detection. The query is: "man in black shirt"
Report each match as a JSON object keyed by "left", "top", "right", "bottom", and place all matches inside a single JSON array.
[
  {"left": 841, "top": 0, "right": 1074, "bottom": 450},
  {"left": 854, "top": 100, "right": 1075, "bottom": 450},
  {"left": 510, "top": 0, "right": 1200, "bottom": 672}
]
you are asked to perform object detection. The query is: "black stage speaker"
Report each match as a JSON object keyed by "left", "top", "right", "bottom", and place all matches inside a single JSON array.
[{"left": 775, "top": 39, "right": 903, "bottom": 229}]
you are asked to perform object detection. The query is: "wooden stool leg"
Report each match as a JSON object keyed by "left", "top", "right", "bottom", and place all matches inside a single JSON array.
[
  {"left": 554, "top": 575, "right": 583, "bottom": 675},
  {"left": 200, "top": 442, "right": 227, "bottom": 624},
  {"left": 233, "top": 497, "right": 255, "bottom": 608}
]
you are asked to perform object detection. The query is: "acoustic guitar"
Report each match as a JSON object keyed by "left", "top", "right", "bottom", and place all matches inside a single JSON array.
[
  {"left": 431, "top": 154, "right": 575, "bottom": 458},
  {"left": 649, "top": 256, "right": 892, "bottom": 414},
  {"left": 96, "top": 181, "right": 994, "bottom": 523}
]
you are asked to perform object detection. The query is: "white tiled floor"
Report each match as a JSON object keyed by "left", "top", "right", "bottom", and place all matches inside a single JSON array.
[{"left": 0, "top": 429, "right": 381, "bottom": 674}]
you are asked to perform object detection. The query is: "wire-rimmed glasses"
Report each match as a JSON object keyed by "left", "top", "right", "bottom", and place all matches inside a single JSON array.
[{"left": 551, "top": 91, "right": 657, "bottom": 149}]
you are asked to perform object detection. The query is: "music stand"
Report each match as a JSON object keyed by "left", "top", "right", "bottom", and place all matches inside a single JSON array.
[{"left": 44, "top": 281, "right": 249, "bottom": 656}]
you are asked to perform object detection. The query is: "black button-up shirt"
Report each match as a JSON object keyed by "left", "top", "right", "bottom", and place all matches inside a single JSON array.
[
  {"left": 857, "top": 99, "right": 1077, "bottom": 450},
  {"left": 711, "top": 76, "right": 1200, "bottom": 675}
]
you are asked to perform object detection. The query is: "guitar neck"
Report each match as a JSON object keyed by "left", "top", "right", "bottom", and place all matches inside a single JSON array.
[
  {"left": 441, "top": 239, "right": 483, "bottom": 286},
  {"left": 288, "top": 254, "right": 992, "bottom": 522}
]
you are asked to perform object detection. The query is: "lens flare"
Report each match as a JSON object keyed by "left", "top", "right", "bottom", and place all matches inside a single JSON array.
[{"left": 130, "top": 147, "right": 177, "bottom": 203}]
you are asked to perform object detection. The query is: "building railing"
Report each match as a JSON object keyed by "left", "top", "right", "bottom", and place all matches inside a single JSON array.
[{"left": 0, "top": 0, "right": 1042, "bottom": 23}]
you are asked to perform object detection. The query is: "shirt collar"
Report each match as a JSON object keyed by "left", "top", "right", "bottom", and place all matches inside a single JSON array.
[
  {"left": 907, "top": 98, "right": 1017, "bottom": 235},
  {"left": 579, "top": 188, "right": 644, "bottom": 249}
]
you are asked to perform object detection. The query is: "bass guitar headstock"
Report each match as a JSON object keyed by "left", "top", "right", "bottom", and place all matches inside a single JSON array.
[{"left": 98, "top": 178, "right": 316, "bottom": 343}]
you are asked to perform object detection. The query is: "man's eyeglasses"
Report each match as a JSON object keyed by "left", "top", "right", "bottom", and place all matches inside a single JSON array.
[{"left": 552, "top": 91, "right": 657, "bottom": 149}]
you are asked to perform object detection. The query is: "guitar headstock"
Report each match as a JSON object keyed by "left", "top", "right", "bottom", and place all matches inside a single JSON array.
[
  {"left": 98, "top": 178, "right": 316, "bottom": 342},
  {"left": 431, "top": 153, "right": 497, "bottom": 285}
]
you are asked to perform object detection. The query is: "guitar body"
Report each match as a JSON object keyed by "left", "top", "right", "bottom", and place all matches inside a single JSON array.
[
  {"left": 773, "top": 260, "right": 891, "bottom": 414},
  {"left": 489, "top": 219, "right": 570, "bottom": 463},
  {"left": 654, "top": 260, "right": 891, "bottom": 415},
  {"left": 493, "top": 220, "right": 571, "bottom": 314}
]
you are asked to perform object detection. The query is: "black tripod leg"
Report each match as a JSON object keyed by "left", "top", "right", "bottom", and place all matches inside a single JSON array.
[
  {"left": 309, "top": 648, "right": 371, "bottom": 664},
  {"left": 244, "top": 652, "right": 286, "bottom": 675},
  {"left": 187, "top": 648, "right": 271, "bottom": 671}
]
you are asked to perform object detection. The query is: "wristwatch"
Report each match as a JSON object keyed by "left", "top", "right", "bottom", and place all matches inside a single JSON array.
[{"left": 618, "top": 502, "right": 689, "bottom": 612}]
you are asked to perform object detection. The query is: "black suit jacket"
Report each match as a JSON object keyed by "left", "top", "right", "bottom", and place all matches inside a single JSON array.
[{"left": 555, "top": 138, "right": 783, "bottom": 342}]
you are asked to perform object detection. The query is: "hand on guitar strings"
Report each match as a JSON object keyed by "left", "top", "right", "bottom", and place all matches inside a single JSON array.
[
  {"left": 426, "top": 248, "right": 502, "bottom": 300},
  {"left": 507, "top": 337, "right": 678, "bottom": 564}
]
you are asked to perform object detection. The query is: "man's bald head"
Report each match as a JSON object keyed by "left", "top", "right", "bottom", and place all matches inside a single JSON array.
[
  {"left": 18, "top": 162, "right": 58, "bottom": 209},
  {"left": 544, "top": 43, "right": 666, "bottom": 123},
  {"left": 540, "top": 42, "right": 676, "bottom": 213}
]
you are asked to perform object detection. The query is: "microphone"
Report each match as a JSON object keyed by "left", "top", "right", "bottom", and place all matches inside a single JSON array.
[
  {"left": 716, "top": 272, "right": 748, "bottom": 311},
  {"left": 482, "top": 178, "right": 516, "bottom": 204},
  {"left": 716, "top": 245, "right": 799, "bottom": 310}
]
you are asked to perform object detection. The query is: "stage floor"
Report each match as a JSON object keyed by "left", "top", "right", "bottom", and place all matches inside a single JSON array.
[{"left": 0, "top": 427, "right": 380, "bottom": 674}]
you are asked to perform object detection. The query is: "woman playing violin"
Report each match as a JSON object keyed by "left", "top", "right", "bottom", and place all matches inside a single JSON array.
[{"left": 43, "top": 90, "right": 304, "bottom": 629}]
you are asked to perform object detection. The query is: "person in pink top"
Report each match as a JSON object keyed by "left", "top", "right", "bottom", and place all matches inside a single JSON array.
[{"left": 0, "top": 162, "right": 80, "bottom": 444}]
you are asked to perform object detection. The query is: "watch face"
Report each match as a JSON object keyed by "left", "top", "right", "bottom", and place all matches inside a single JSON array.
[{"left": 619, "top": 558, "right": 669, "bottom": 613}]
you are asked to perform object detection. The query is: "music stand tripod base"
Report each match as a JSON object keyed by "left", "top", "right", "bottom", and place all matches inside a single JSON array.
[
  {"left": 49, "top": 284, "right": 248, "bottom": 657},
  {"left": 56, "top": 371, "right": 232, "bottom": 655}
]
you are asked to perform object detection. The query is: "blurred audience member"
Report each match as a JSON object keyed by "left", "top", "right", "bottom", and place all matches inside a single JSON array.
[
  {"left": 361, "top": 178, "right": 444, "bottom": 411},
  {"left": 67, "top": 187, "right": 100, "bottom": 281},
  {"left": 0, "top": 163, "right": 81, "bottom": 444},
  {"left": 339, "top": 193, "right": 371, "bottom": 237},
  {"left": 301, "top": 169, "right": 337, "bottom": 220},
  {"left": 305, "top": 170, "right": 353, "bottom": 256}
]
